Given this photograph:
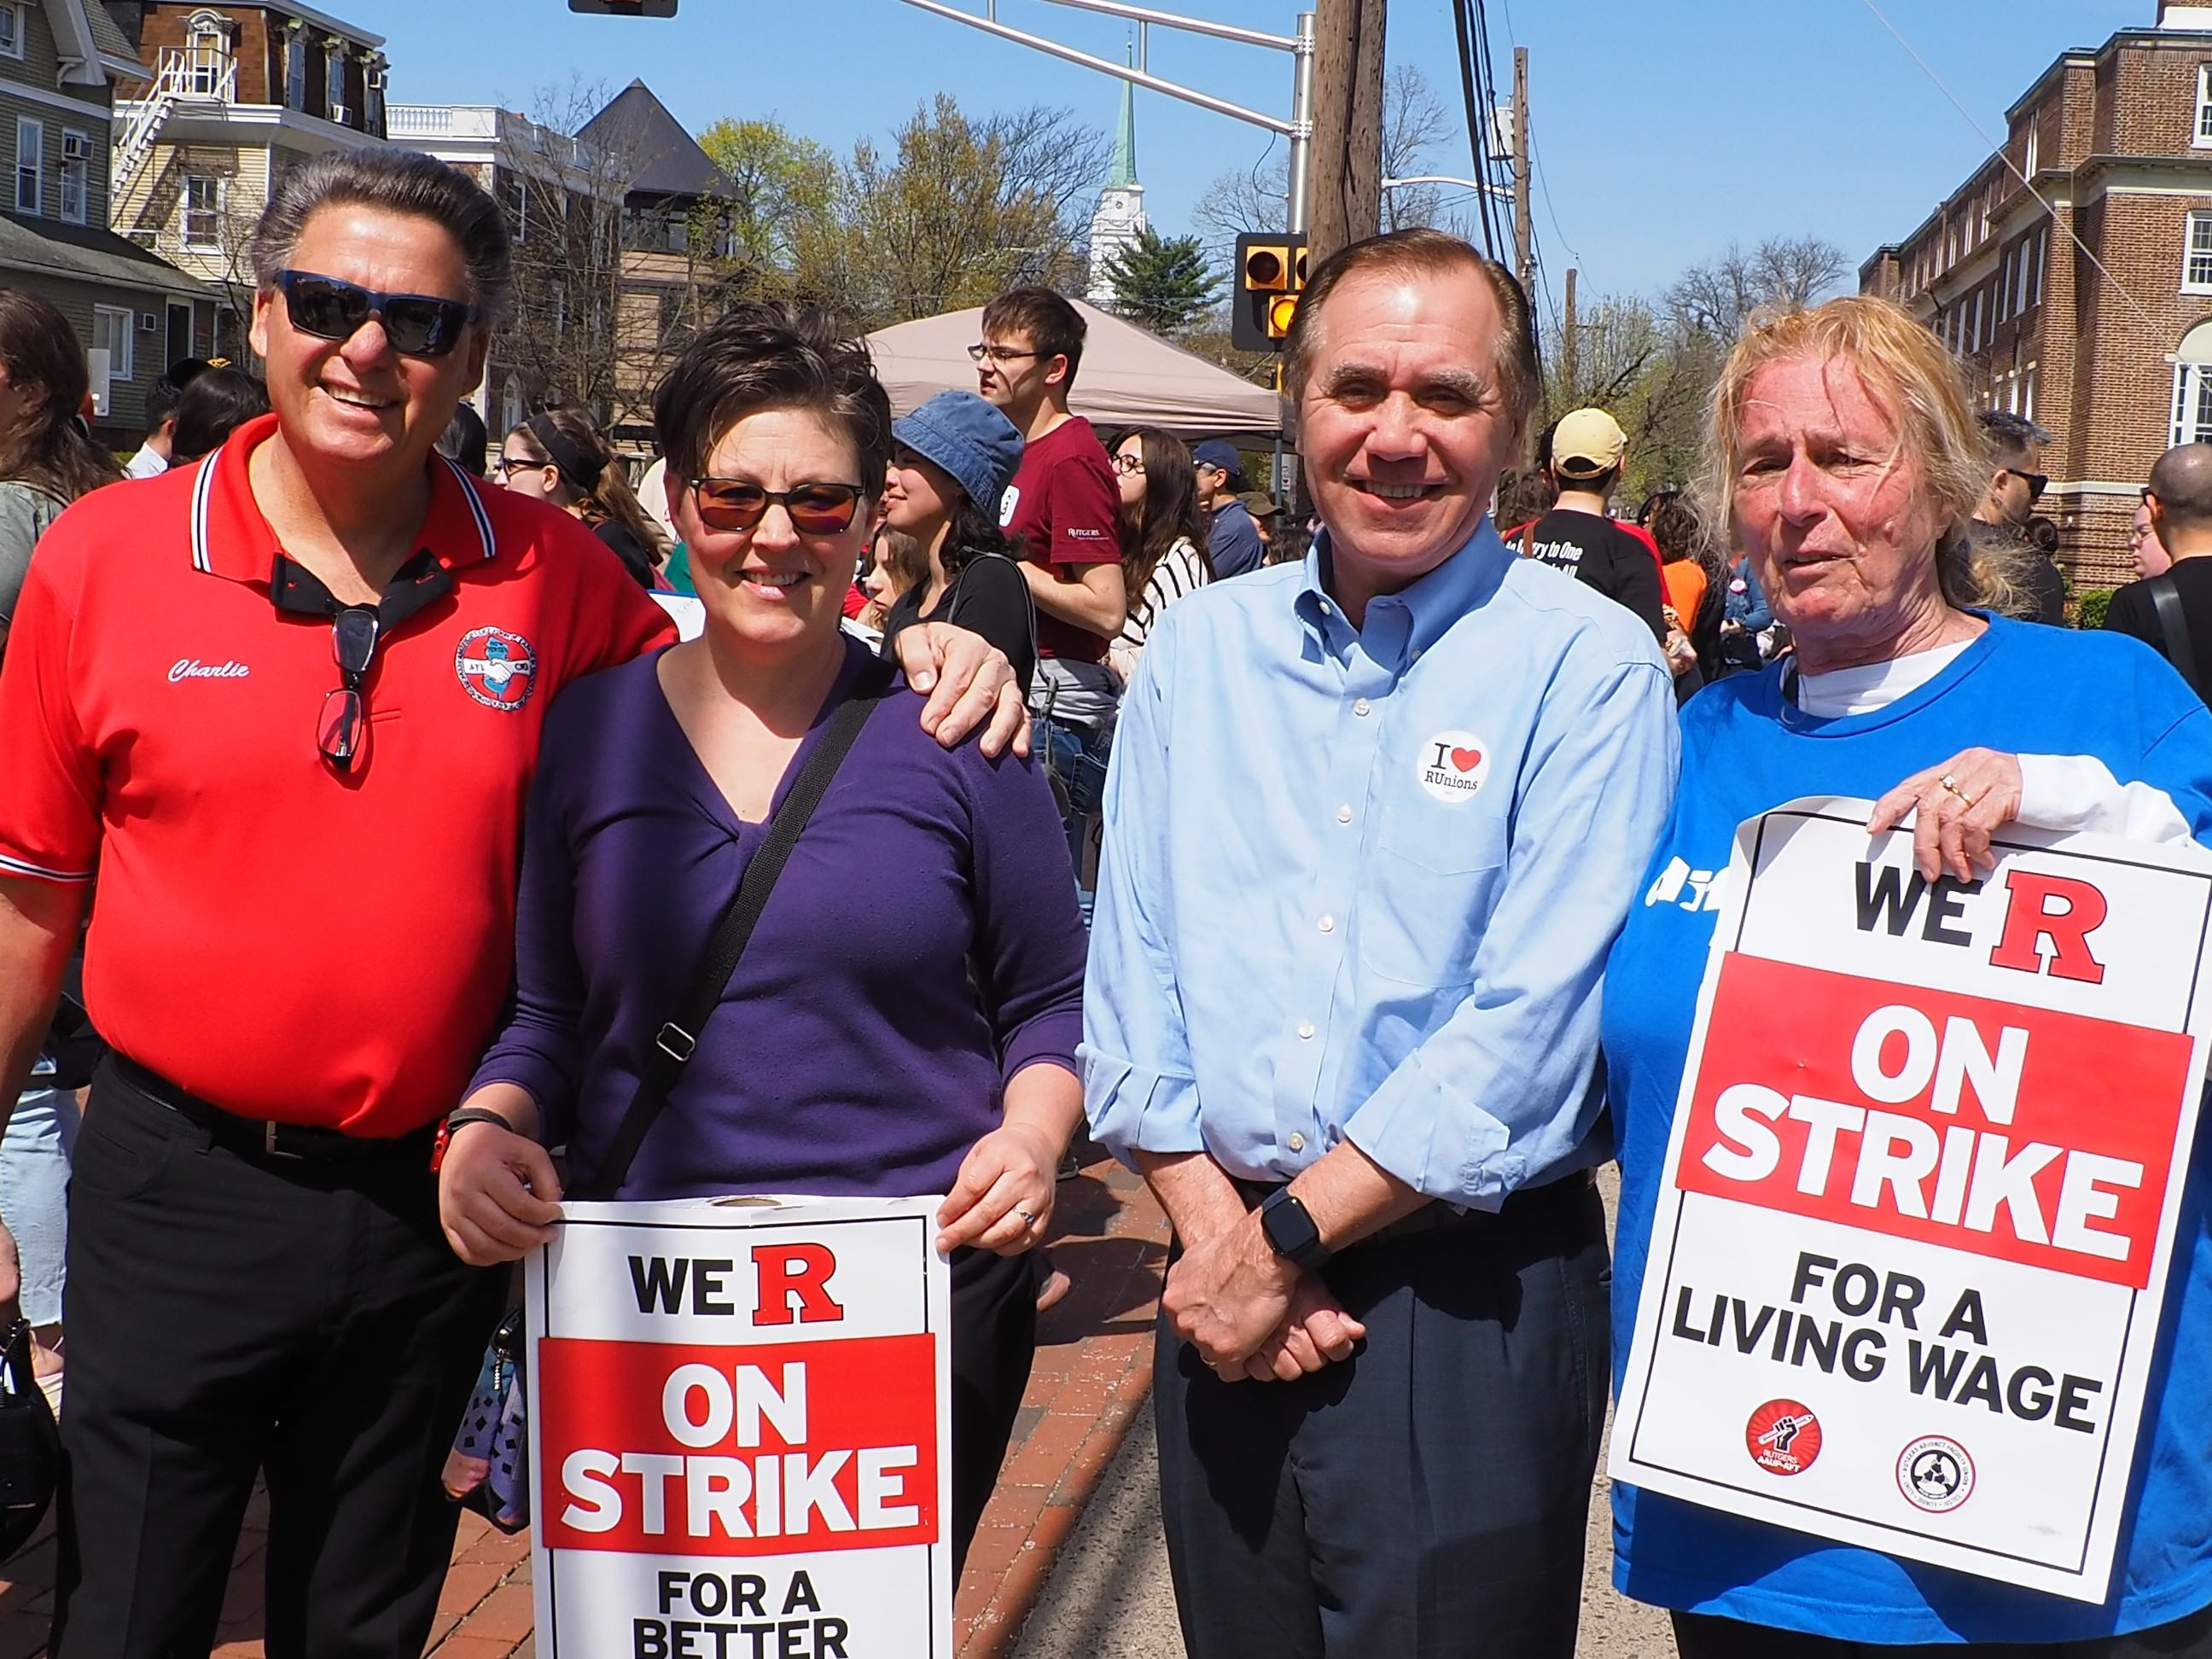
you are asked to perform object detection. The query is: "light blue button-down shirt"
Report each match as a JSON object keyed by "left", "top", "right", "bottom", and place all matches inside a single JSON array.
[{"left": 1082, "top": 521, "right": 1679, "bottom": 1207}]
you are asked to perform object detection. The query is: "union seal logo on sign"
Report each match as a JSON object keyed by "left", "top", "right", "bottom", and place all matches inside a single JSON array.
[
  {"left": 1897, "top": 1435, "right": 1975, "bottom": 1513},
  {"left": 456, "top": 627, "right": 537, "bottom": 711},
  {"left": 1745, "top": 1399, "right": 1821, "bottom": 1476},
  {"left": 1417, "top": 730, "right": 1491, "bottom": 803}
]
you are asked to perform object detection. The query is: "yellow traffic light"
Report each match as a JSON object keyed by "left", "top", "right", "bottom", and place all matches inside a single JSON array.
[
  {"left": 1266, "top": 294, "right": 1300, "bottom": 339},
  {"left": 1243, "top": 244, "right": 1293, "bottom": 292}
]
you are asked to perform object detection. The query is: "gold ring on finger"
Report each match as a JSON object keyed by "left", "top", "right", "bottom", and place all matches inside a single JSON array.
[{"left": 1940, "top": 775, "right": 1975, "bottom": 808}]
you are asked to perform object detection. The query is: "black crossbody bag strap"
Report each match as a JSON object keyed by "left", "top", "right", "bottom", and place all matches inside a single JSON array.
[
  {"left": 2149, "top": 575, "right": 2207, "bottom": 702},
  {"left": 582, "top": 659, "right": 894, "bottom": 1198}
]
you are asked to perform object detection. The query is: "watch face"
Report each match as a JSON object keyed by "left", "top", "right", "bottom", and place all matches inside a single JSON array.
[{"left": 1263, "top": 1192, "right": 1321, "bottom": 1261}]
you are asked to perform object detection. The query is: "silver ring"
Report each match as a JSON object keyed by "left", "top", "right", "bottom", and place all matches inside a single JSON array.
[{"left": 1017, "top": 1209, "right": 1038, "bottom": 1225}]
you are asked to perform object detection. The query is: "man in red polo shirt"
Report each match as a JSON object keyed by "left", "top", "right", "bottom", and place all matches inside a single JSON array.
[{"left": 0, "top": 150, "right": 1020, "bottom": 1658}]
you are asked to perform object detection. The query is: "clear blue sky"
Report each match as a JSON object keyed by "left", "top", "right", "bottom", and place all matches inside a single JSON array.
[{"left": 370, "top": 0, "right": 2150, "bottom": 310}]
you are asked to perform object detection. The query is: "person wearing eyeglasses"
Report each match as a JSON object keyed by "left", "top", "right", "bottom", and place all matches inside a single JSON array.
[
  {"left": 0, "top": 150, "right": 1027, "bottom": 1659},
  {"left": 973, "top": 287, "right": 1127, "bottom": 913},
  {"left": 1970, "top": 409, "right": 2068, "bottom": 625},
  {"left": 439, "top": 301, "right": 1086, "bottom": 1571},
  {"left": 496, "top": 406, "right": 668, "bottom": 591}
]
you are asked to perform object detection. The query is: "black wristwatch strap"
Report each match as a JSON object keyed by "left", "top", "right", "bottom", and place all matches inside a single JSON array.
[
  {"left": 430, "top": 1107, "right": 521, "bottom": 1173},
  {"left": 1259, "top": 1187, "right": 1331, "bottom": 1272}
]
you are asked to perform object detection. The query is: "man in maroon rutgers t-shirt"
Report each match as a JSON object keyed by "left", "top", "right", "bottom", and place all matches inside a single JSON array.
[
  {"left": 975, "top": 288, "right": 1127, "bottom": 690},
  {"left": 975, "top": 288, "right": 1126, "bottom": 911}
]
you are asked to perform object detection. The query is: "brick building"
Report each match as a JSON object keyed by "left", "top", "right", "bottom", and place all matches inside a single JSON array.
[
  {"left": 106, "top": 2, "right": 387, "bottom": 358},
  {"left": 1860, "top": 2, "right": 2212, "bottom": 597}
]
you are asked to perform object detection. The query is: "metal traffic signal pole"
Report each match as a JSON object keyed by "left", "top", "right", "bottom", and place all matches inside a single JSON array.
[{"left": 895, "top": 0, "right": 1318, "bottom": 233}]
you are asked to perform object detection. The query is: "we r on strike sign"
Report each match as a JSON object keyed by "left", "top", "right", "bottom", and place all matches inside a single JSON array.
[
  {"left": 1613, "top": 801, "right": 2212, "bottom": 1602},
  {"left": 527, "top": 1196, "right": 952, "bottom": 1659}
]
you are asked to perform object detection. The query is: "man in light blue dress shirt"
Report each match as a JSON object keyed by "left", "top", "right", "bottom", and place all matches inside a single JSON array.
[{"left": 1083, "top": 229, "right": 1679, "bottom": 1657}]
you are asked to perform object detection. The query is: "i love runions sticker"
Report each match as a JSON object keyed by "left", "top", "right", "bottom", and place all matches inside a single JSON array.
[{"left": 1417, "top": 730, "right": 1491, "bottom": 803}]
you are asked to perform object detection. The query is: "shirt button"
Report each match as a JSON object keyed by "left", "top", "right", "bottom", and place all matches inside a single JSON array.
[
  {"left": 1354, "top": 699, "right": 1371, "bottom": 717},
  {"left": 1287, "top": 1132, "right": 1307, "bottom": 1153},
  {"left": 1296, "top": 1019, "right": 1315, "bottom": 1040},
  {"left": 1318, "top": 914, "right": 1335, "bottom": 933},
  {"left": 1336, "top": 805, "right": 1353, "bottom": 824}
]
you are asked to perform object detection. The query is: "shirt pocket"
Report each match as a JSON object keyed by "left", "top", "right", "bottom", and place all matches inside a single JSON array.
[{"left": 1358, "top": 797, "right": 1509, "bottom": 987}]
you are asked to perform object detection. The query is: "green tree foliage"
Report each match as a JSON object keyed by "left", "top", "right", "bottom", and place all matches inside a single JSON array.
[
  {"left": 791, "top": 95, "right": 1105, "bottom": 330},
  {"left": 1104, "top": 226, "right": 1222, "bottom": 337},
  {"left": 695, "top": 117, "right": 840, "bottom": 283}
]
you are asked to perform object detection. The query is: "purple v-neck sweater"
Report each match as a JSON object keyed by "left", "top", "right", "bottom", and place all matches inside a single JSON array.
[{"left": 468, "top": 638, "right": 1086, "bottom": 1201}]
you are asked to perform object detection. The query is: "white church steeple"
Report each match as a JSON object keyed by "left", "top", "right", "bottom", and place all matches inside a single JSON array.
[{"left": 1086, "top": 58, "right": 1147, "bottom": 306}]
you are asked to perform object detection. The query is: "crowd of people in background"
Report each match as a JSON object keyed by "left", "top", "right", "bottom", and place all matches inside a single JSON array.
[{"left": 7, "top": 139, "right": 2212, "bottom": 1659}]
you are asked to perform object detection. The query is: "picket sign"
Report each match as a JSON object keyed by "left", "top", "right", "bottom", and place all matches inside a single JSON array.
[
  {"left": 1610, "top": 798, "right": 2212, "bottom": 1603},
  {"left": 527, "top": 1194, "right": 953, "bottom": 1658}
]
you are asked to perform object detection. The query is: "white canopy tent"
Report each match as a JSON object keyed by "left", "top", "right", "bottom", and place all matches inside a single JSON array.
[{"left": 866, "top": 299, "right": 1290, "bottom": 441}]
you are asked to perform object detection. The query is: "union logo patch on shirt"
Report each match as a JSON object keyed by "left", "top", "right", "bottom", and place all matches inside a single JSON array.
[
  {"left": 455, "top": 626, "right": 537, "bottom": 711},
  {"left": 1416, "top": 729, "right": 1491, "bottom": 803}
]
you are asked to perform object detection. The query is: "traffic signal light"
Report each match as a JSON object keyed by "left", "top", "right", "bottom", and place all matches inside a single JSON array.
[{"left": 1233, "top": 231, "right": 1308, "bottom": 354}]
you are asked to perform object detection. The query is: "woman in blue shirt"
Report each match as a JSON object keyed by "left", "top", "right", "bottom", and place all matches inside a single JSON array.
[{"left": 1605, "top": 296, "right": 2212, "bottom": 1653}]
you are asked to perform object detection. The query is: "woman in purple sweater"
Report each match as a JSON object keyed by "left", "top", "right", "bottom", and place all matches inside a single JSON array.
[{"left": 434, "top": 303, "right": 1087, "bottom": 1561}]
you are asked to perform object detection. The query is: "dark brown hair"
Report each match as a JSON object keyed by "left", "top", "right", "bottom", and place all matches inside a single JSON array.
[
  {"left": 1113, "top": 427, "right": 1210, "bottom": 602},
  {"left": 167, "top": 367, "right": 270, "bottom": 464},
  {"left": 1283, "top": 228, "right": 1538, "bottom": 445},
  {"left": 505, "top": 406, "right": 667, "bottom": 558},
  {"left": 653, "top": 300, "right": 892, "bottom": 495},
  {"left": 981, "top": 287, "right": 1086, "bottom": 385},
  {"left": 0, "top": 290, "right": 119, "bottom": 501}
]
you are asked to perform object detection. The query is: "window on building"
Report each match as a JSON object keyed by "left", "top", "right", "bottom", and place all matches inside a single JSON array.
[
  {"left": 503, "top": 173, "right": 527, "bottom": 244},
  {"left": 0, "top": 5, "right": 24, "bottom": 61},
  {"left": 2021, "top": 362, "right": 2037, "bottom": 423},
  {"left": 182, "top": 174, "right": 220, "bottom": 249},
  {"left": 58, "top": 130, "right": 86, "bottom": 224},
  {"left": 285, "top": 31, "right": 306, "bottom": 111},
  {"left": 2186, "top": 212, "right": 2212, "bottom": 294},
  {"left": 91, "top": 306, "right": 133, "bottom": 385},
  {"left": 364, "top": 65, "right": 384, "bottom": 133},
  {"left": 326, "top": 41, "right": 346, "bottom": 120},
  {"left": 2176, "top": 324, "right": 2212, "bottom": 446},
  {"left": 2026, "top": 120, "right": 2040, "bottom": 178},
  {"left": 187, "top": 25, "right": 228, "bottom": 96},
  {"left": 2198, "top": 67, "right": 2212, "bottom": 148},
  {"left": 15, "top": 118, "right": 40, "bottom": 217},
  {"left": 2033, "top": 228, "right": 2048, "bottom": 308}
]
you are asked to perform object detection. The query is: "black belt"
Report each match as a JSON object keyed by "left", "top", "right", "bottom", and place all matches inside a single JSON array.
[
  {"left": 1229, "top": 1166, "right": 1595, "bottom": 1248},
  {"left": 108, "top": 1055, "right": 434, "bottom": 1166}
]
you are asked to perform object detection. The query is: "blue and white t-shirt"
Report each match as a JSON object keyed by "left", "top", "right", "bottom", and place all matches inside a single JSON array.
[{"left": 1604, "top": 615, "right": 2212, "bottom": 1644}]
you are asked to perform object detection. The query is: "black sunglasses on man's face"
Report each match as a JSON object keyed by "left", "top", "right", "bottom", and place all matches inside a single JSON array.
[{"left": 276, "top": 271, "right": 475, "bottom": 359}]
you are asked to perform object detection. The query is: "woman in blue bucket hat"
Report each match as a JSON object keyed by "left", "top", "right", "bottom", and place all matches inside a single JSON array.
[{"left": 880, "top": 389, "right": 1037, "bottom": 696}]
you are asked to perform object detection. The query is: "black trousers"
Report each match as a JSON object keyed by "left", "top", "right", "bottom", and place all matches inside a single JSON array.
[
  {"left": 1674, "top": 1604, "right": 2212, "bottom": 1657},
  {"left": 948, "top": 1243, "right": 1038, "bottom": 1571},
  {"left": 49, "top": 1059, "right": 505, "bottom": 1659},
  {"left": 1154, "top": 1175, "right": 1612, "bottom": 1659}
]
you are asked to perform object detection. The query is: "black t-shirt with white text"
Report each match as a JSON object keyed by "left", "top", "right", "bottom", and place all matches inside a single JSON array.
[{"left": 1525, "top": 507, "right": 1668, "bottom": 641}]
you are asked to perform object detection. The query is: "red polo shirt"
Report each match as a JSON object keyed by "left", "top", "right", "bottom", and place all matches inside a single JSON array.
[{"left": 0, "top": 414, "right": 673, "bottom": 1136}]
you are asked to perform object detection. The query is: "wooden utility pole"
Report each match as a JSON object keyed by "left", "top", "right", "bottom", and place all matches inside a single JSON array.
[
  {"left": 1305, "top": 0, "right": 1385, "bottom": 267},
  {"left": 1512, "top": 46, "right": 1533, "bottom": 298},
  {"left": 1563, "top": 266, "right": 1579, "bottom": 403}
]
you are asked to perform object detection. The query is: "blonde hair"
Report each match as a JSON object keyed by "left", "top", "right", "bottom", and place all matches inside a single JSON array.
[{"left": 1701, "top": 294, "right": 2023, "bottom": 614}]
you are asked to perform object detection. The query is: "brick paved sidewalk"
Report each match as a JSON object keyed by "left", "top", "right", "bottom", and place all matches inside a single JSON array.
[{"left": 0, "top": 1151, "right": 1170, "bottom": 1659}]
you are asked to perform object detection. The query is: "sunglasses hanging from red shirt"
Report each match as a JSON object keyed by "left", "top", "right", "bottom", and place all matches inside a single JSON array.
[{"left": 269, "top": 550, "right": 455, "bottom": 773}]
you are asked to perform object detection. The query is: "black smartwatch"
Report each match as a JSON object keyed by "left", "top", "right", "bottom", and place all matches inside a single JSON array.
[{"left": 1259, "top": 1188, "right": 1331, "bottom": 1272}]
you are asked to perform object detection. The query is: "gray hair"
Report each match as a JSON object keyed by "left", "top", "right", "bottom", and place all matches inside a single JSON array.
[{"left": 247, "top": 149, "right": 513, "bottom": 330}]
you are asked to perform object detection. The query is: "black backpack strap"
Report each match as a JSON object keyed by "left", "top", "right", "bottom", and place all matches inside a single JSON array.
[
  {"left": 2148, "top": 575, "right": 2206, "bottom": 701},
  {"left": 582, "top": 658, "right": 894, "bottom": 1198}
]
